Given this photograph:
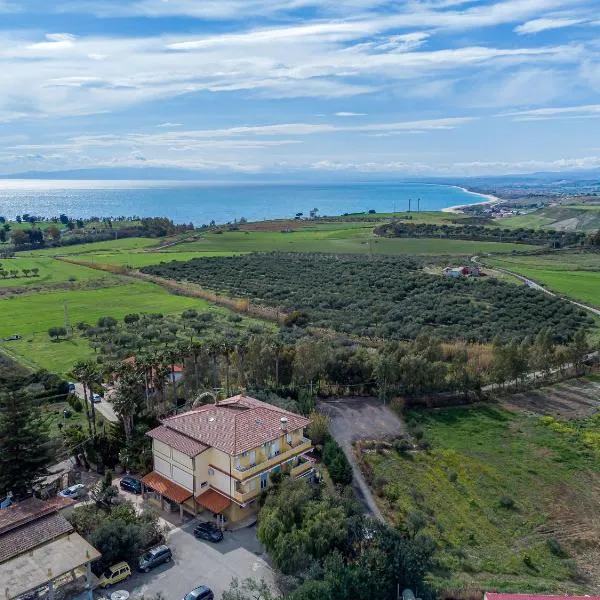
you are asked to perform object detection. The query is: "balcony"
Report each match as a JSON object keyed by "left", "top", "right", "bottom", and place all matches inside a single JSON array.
[
  {"left": 233, "top": 438, "right": 312, "bottom": 480},
  {"left": 232, "top": 485, "right": 261, "bottom": 505},
  {"left": 291, "top": 460, "right": 313, "bottom": 478}
]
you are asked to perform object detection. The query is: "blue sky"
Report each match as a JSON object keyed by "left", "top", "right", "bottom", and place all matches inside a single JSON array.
[{"left": 0, "top": 0, "right": 599, "bottom": 177}]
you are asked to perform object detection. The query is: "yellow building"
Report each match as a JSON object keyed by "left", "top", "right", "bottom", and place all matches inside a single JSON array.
[{"left": 141, "top": 394, "right": 313, "bottom": 525}]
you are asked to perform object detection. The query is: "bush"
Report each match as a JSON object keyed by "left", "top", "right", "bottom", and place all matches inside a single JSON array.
[
  {"left": 323, "top": 439, "right": 353, "bottom": 486},
  {"left": 546, "top": 537, "right": 567, "bottom": 557},
  {"left": 394, "top": 438, "right": 412, "bottom": 453},
  {"left": 498, "top": 495, "right": 515, "bottom": 510}
]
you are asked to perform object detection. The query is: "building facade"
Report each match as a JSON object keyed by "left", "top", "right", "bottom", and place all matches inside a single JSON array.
[{"left": 142, "top": 395, "right": 313, "bottom": 525}]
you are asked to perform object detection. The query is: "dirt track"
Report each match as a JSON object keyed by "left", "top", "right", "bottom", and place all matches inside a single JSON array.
[{"left": 318, "top": 397, "right": 406, "bottom": 521}]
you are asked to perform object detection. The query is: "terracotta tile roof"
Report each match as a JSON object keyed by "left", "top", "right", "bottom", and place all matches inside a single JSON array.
[
  {"left": 486, "top": 595, "right": 600, "bottom": 600},
  {"left": 0, "top": 512, "right": 73, "bottom": 563},
  {"left": 161, "top": 394, "right": 311, "bottom": 455},
  {"left": 195, "top": 488, "right": 231, "bottom": 514},
  {"left": 142, "top": 471, "right": 193, "bottom": 504},
  {"left": 148, "top": 426, "right": 208, "bottom": 457},
  {"left": 0, "top": 497, "right": 57, "bottom": 535}
]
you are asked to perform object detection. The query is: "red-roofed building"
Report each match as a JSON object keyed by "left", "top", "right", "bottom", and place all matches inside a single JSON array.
[{"left": 143, "top": 395, "right": 313, "bottom": 525}]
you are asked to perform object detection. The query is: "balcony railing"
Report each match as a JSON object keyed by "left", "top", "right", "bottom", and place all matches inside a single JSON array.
[
  {"left": 233, "top": 438, "right": 312, "bottom": 479},
  {"left": 291, "top": 460, "right": 313, "bottom": 478}
]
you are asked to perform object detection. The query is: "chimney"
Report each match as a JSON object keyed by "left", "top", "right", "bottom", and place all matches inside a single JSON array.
[{"left": 280, "top": 416, "right": 288, "bottom": 431}]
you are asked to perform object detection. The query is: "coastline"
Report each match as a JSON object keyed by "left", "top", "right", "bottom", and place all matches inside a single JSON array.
[{"left": 442, "top": 186, "right": 500, "bottom": 214}]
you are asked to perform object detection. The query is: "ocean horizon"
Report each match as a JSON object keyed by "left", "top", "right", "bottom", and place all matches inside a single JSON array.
[{"left": 0, "top": 180, "right": 487, "bottom": 225}]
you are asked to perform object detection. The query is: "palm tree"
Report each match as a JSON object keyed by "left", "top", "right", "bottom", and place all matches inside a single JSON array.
[
  {"left": 72, "top": 360, "right": 98, "bottom": 437},
  {"left": 112, "top": 363, "right": 144, "bottom": 442},
  {"left": 219, "top": 338, "right": 235, "bottom": 397}
]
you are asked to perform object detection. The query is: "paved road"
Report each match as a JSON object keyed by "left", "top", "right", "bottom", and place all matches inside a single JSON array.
[
  {"left": 318, "top": 397, "right": 406, "bottom": 522},
  {"left": 94, "top": 521, "right": 275, "bottom": 600},
  {"left": 74, "top": 382, "right": 119, "bottom": 423}
]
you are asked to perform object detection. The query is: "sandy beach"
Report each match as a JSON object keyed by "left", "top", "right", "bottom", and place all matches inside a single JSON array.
[{"left": 442, "top": 186, "right": 500, "bottom": 213}]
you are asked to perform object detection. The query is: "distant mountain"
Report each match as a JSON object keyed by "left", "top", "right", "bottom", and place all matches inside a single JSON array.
[{"left": 1, "top": 166, "right": 599, "bottom": 186}]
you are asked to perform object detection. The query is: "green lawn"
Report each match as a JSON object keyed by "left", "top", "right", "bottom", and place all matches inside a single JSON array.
[
  {"left": 363, "top": 405, "right": 600, "bottom": 593},
  {"left": 486, "top": 253, "right": 600, "bottom": 308},
  {"left": 74, "top": 251, "right": 240, "bottom": 268},
  {"left": 0, "top": 281, "right": 212, "bottom": 373},
  {"left": 499, "top": 205, "right": 600, "bottom": 231},
  {"left": 20, "top": 237, "right": 160, "bottom": 257},
  {"left": 0, "top": 257, "right": 115, "bottom": 287}
]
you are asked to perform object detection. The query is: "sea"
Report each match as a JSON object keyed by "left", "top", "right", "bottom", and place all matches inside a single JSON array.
[{"left": 0, "top": 180, "right": 488, "bottom": 225}]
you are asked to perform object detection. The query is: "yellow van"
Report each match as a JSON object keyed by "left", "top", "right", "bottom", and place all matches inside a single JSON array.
[{"left": 98, "top": 562, "right": 131, "bottom": 588}]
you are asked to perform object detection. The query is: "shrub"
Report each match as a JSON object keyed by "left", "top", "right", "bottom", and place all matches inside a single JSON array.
[
  {"left": 546, "top": 537, "right": 567, "bottom": 557},
  {"left": 394, "top": 438, "right": 412, "bottom": 453},
  {"left": 498, "top": 495, "right": 515, "bottom": 510}
]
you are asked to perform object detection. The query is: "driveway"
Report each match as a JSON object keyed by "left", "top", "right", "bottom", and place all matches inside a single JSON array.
[
  {"left": 318, "top": 397, "right": 406, "bottom": 522},
  {"left": 94, "top": 522, "right": 275, "bottom": 600},
  {"left": 74, "top": 383, "right": 118, "bottom": 423}
]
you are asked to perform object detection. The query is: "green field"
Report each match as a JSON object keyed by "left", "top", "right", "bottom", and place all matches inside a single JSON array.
[
  {"left": 20, "top": 236, "right": 160, "bottom": 257},
  {"left": 0, "top": 257, "right": 116, "bottom": 287},
  {"left": 157, "top": 229, "right": 530, "bottom": 256},
  {"left": 0, "top": 282, "right": 211, "bottom": 373},
  {"left": 485, "top": 253, "right": 600, "bottom": 308},
  {"left": 74, "top": 251, "right": 239, "bottom": 268},
  {"left": 500, "top": 204, "right": 600, "bottom": 231},
  {"left": 363, "top": 405, "right": 600, "bottom": 592}
]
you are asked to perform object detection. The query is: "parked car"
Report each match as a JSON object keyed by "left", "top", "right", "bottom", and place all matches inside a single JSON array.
[
  {"left": 58, "top": 483, "right": 86, "bottom": 499},
  {"left": 67, "top": 382, "right": 76, "bottom": 392},
  {"left": 194, "top": 522, "right": 223, "bottom": 543},
  {"left": 183, "top": 586, "right": 214, "bottom": 600},
  {"left": 138, "top": 544, "right": 172, "bottom": 573},
  {"left": 92, "top": 393, "right": 102, "bottom": 403},
  {"left": 98, "top": 562, "right": 131, "bottom": 588},
  {"left": 120, "top": 476, "right": 142, "bottom": 494}
]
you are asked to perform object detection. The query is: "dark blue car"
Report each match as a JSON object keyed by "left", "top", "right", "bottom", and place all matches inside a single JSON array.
[{"left": 120, "top": 476, "right": 142, "bottom": 494}]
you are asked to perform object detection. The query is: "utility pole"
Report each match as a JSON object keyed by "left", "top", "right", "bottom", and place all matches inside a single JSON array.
[
  {"left": 408, "top": 198, "right": 411, "bottom": 212},
  {"left": 417, "top": 198, "right": 420, "bottom": 212}
]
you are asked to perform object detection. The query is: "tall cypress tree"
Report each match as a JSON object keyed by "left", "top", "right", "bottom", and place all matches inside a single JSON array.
[{"left": 0, "top": 392, "right": 54, "bottom": 499}]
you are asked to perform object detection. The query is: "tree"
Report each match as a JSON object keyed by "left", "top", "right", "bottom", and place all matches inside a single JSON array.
[
  {"left": 569, "top": 328, "right": 590, "bottom": 375},
  {"left": 48, "top": 326, "right": 67, "bottom": 340},
  {"left": 9, "top": 269, "right": 18, "bottom": 278},
  {"left": 10, "top": 229, "right": 27, "bottom": 247},
  {"left": 222, "top": 578, "right": 275, "bottom": 600},
  {"left": 0, "top": 391, "right": 54, "bottom": 498},
  {"left": 532, "top": 327, "right": 554, "bottom": 379},
  {"left": 112, "top": 364, "right": 145, "bottom": 441},
  {"left": 293, "top": 338, "right": 326, "bottom": 395},
  {"left": 307, "top": 411, "right": 329, "bottom": 447},
  {"left": 47, "top": 224, "right": 61, "bottom": 241},
  {"left": 31, "top": 267, "right": 39, "bottom": 277},
  {"left": 22, "top": 268, "right": 31, "bottom": 277},
  {"left": 90, "top": 469, "right": 119, "bottom": 509},
  {"left": 73, "top": 359, "right": 100, "bottom": 437}
]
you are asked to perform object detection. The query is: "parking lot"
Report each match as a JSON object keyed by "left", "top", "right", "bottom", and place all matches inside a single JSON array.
[{"left": 93, "top": 517, "right": 275, "bottom": 600}]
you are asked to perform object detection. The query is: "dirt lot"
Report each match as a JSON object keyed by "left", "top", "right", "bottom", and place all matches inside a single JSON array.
[
  {"left": 501, "top": 377, "right": 600, "bottom": 420},
  {"left": 318, "top": 397, "right": 405, "bottom": 520}
]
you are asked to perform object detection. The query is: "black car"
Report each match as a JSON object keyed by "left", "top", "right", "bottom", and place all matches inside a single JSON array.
[
  {"left": 194, "top": 522, "right": 224, "bottom": 543},
  {"left": 120, "top": 476, "right": 142, "bottom": 494},
  {"left": 138, "top": 544, "right": 172, "bottom": 572},
  {"left": 183, "top": 586, "right": 213, "bottom": 600}
]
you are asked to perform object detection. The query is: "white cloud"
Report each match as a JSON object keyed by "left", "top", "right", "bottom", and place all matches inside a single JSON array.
[
  {"left": 503, "top": 103, "right": 600, "bottom": 120},
  {"left": 335, "top": 112, "right": 367, "bottom": 117},
  {"left": 27, "top": 33, "right": 76, "bottom": 51},
  {"left": 156, "top": 122, "right": 182, "bottom": 128},
  {"left": 515, "top": 17, "right": 585, "bottom": 35}
]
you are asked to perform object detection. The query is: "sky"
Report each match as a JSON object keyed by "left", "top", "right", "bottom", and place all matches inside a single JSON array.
[{"left": 0, "top": 0, "right": 599, "bottom": 178}]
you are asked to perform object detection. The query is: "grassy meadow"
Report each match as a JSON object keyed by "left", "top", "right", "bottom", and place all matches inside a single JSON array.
[
  {"left": 499, "top": 204, "right": 600, "bottom": 231},
  {"left": 0, "top": 281, "right": 211, "bottom": 373},
  {"left": 485, "top": 252, "right": 600, "bottom": 308},
  {"left": 0, "top": 257, "right": 116, "bottom": 287},
  {"left": 362, "top": 404, "right": 600, "bottom": 593}
]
